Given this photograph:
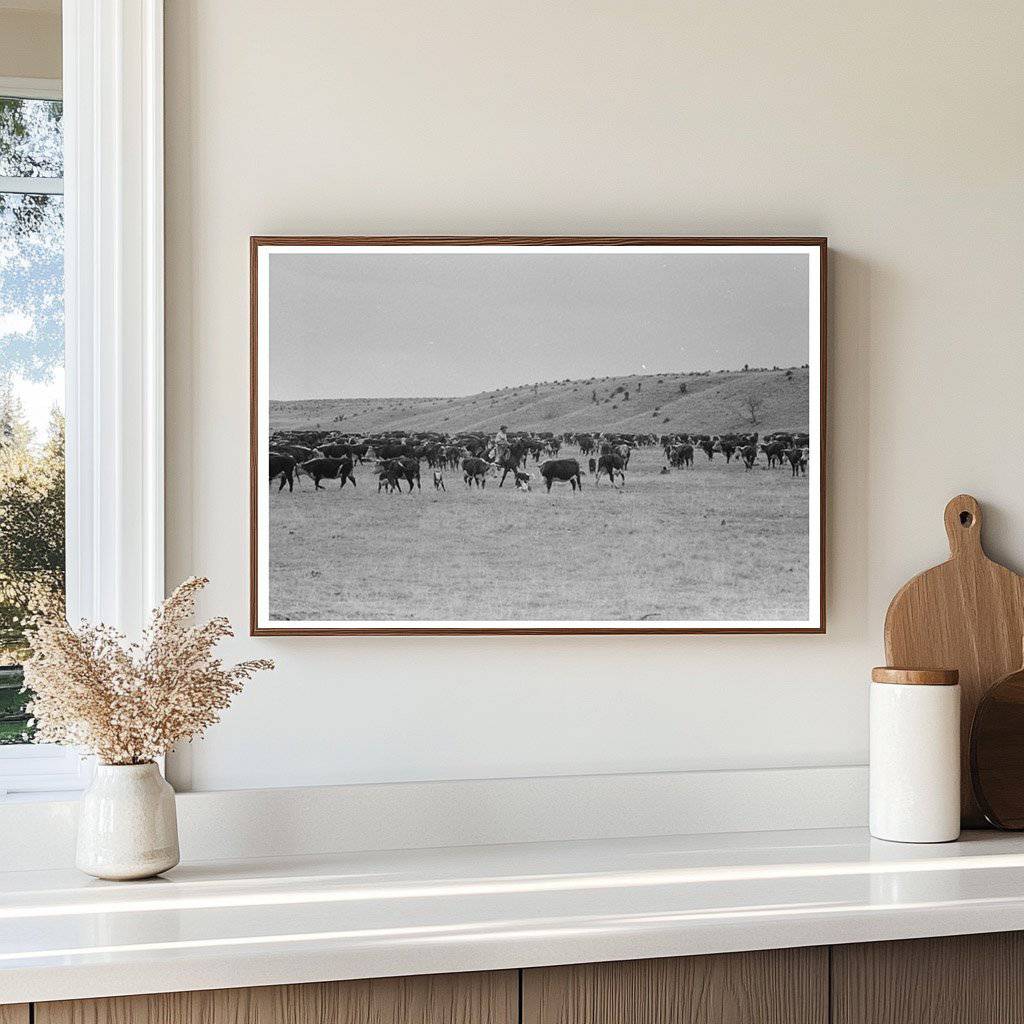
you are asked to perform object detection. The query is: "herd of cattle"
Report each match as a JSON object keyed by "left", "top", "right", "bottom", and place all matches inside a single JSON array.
[{"left": 268, "top": 428, "right": 811, "bottom": 495}]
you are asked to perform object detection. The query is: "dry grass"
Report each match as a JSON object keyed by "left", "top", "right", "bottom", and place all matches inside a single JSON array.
[
  {"left": 270, "top": 366, "right": 810, "bottom": 438},
  {"left": 268, "top": 446, "right": 810, "bottom": 623}
]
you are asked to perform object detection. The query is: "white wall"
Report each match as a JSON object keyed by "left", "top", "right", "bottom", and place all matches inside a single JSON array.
[{"left": 164, "top": 0, "right": 1024, "bottom": 792}]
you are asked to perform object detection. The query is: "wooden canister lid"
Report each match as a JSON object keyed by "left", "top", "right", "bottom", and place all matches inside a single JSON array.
[{"left": 871, "top": 667, "right": 960, "bottom": 686}]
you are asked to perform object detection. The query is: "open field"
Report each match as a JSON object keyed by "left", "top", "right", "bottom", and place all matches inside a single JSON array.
[
  {"left": 268, "top": 443, "right": 811, "bottom": 623},
  {"left": 270, "top": 366, "right": 811, "bottom": 439}
]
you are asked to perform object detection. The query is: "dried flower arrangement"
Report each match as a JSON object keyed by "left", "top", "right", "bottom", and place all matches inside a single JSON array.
[{"left": 23, "top": 577, "right": 273, "bottom": 765}]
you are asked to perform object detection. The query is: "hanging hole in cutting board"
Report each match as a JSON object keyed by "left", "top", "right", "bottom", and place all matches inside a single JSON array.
[{"left": 960, "top": 511, "right": 974, "bottom": 527}]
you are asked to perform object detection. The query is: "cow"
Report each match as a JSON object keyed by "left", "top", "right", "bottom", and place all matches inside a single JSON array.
[
  {"left": 378, "top": 464, "right": 403, "bottom": 493},
  {"left": 462, "top": 456, "right": 495, "bottom": 488},
  {"left": 433, "top": 469, "right": 446, "bottom": 491},
  {"left": 760, "top": 441, "right": 787, "bottom": 468},
  {"left": 698, "top": 439, "right": 716, "bottom": 461},
  {"left": 301, "top": 456, "right": 356, "bottom": 490},
  {"left": 513, "top": 469, "right": 531, "bottom": 492},
  {"left": 595, "top": 453, "right": 626, "bottom": 486},
  {"left": 377, "top": 456, "right": 420, "bottom": 492},
  {"left": 540, "top": 458, "right": 583, "bottom": 493},
  {"left": 737, "top": 444, "right": 759, "bottom": 470},
  {"left": 269, "top": 452, "right": 297, "bottom": 492},
  {"left": 588, "top": 457, "right": 597, "bottom": 474},
  {"left": 316, "top": 442, "right": 353, "bottom": 459},
  {"left": 670, "top": 443, "right": 694, "bottom": 469},
  {"left": 716, "top": 437, "right": 738, "bottom": 463},
  {"left": 784, "top": 447, "right": 808, "bottom": 476}
]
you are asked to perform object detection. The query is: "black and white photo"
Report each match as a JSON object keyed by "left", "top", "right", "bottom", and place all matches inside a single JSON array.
[{"left": 251, "top": 238, "right": 825, "bottom": 634}]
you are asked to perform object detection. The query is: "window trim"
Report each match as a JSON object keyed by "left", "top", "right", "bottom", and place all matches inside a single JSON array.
[
  {"left": 0, "top": 79, "right": 64, "bottom": 195},
  {"left": 0, "top": 1, "right": 165, "bottom": 799},
  {"left": 0, "top": 76, "right": 61, "bottom": 101}
]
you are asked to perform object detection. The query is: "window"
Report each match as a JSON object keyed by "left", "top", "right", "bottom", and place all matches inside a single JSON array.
[{"left": 0, "top": 78, "right": 85, "bottom": 799}]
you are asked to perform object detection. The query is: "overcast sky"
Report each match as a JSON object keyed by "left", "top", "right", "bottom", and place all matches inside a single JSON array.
[{"left": 269, "top": 250, "right": 810, "bottom": 400}]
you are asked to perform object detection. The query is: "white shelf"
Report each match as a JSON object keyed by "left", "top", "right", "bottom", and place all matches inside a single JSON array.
[{"left": 4, "top": 826, "right": 1024, "bottom": 1004}]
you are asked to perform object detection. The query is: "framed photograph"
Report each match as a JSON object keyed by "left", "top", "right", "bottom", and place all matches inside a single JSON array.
[{"left": 250, "top": 236, "right": 826, "bottom": 635}]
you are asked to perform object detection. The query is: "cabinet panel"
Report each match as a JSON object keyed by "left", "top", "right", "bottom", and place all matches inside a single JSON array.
[
  {"left": 36, "top": 970, "right": 517, "bottom": 1024},
  {"left": 0, "top": 1007, "right": 29, "bottom": 1024},
  {"left": 833, "top": 932, "right": 1024, "bottom": 1024},
  {"left": 523, "top": 948, "right": 827, "bottom": 1024}
]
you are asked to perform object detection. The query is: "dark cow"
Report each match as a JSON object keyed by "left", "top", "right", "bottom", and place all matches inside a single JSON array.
[
  {"left": 377, "top": 456, "right": 420, "bottom": 492},
  {"left": 698, "top": 439, "right": 716, "bottom": 461},
  {"left": 378, "top": 464, "right": 403, "bottom": 493},
  {"left": 737, "top": 444, "right": 759, "bottom": 470},
  {"left": 670, "top": 443, "right": 694, "bottom": 469},
  {"left": 760, "top": 441, "right": 787, "bottom": 468},
  {"left": 269, "top": 452, "right": 297, "bottom": 492},
  {"left": 316, "top": 442, "right": 353, "bottom": 459},
  {"left": 462, "top": 457, "right": 494, "bottom": 488},
  {"left": 784, "top": 447, "right": 808, "bottom": 476},
  {"left": 595, "top": 453, "right": 626, "bottom": 485},
  {"left": 540, "top": 458, "right": 583, "bottom": 493},
  {"left": 301, "top": 456, "right": 356, "bottom": 490},
  {"left": 588, "top": 456, "right": 597, "bottom": 474}
]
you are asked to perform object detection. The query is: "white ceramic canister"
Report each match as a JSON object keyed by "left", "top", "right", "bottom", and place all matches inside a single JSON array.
[
  {"left": 76, "top": 762, "right": 180, "bottom": 880},
  {"left": 870, "top": 667, "right": 960, "bottom": 843}
]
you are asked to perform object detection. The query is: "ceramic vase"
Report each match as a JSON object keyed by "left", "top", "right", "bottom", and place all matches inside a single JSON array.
[{"left": 76, "top": 762, "right": 180, "bottom": 880}]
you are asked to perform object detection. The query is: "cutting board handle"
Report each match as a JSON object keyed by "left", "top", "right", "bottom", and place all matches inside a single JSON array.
[{"left": 944, "top": 494, "right": 983, "bottom": 559}]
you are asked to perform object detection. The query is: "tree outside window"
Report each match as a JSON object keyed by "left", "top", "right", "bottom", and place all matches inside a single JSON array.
[{"left": 0, "top": 93, "right": 65, "bottom": 744}]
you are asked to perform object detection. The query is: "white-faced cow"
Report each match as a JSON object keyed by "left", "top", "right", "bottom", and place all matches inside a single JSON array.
[
  {"left": 595, "top": 453, "right": 626, "bottom": 486},
  {"left": 540, "top": 458, "right": 583, "bottom": 493}
]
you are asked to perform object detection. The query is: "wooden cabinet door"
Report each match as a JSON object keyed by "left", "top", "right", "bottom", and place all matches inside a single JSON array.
[
  {"left": 523, "top": 948, "right": 828, "bottom": 1024},
  {"left": 0, "top": 1007, "right": 29, "bottom": 1024},
  {"left": 36, "top": 970, "right": 517, "bottom": 1024},
  {"left": 833, "top": 932, "right": 1024, "bottom": 1024}
]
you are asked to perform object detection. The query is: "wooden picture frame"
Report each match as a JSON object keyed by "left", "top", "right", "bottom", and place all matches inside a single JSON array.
[{"left": 251, "top": 236, "right": 827, "bottom": 635}]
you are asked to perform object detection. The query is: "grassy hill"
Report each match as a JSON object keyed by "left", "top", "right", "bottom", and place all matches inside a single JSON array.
[{"left": 270, "top": 366, "right": 810, "bottom": 437}]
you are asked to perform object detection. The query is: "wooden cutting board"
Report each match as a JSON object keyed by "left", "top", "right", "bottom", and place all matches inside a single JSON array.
[{"left": 884, "top": 494, "right": 1024, "bottom": 827}]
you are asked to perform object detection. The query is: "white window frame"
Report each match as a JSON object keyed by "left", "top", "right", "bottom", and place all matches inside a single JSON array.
[{"left": 0, "top": 1, "right": 164, "bottom": 800}]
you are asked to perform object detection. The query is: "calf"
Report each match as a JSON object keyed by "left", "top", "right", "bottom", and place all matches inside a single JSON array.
[
  {"left": 588, "top": 457, "right": 597, "bottom": 474},
  {"left": 513, "top": 469, "right": 532, "bottom": 492},
  {"left": 540, "top": 458, "right": 583, "bottom": 493},
  {"left": 433, "top": 469, "right": 446, "bottom": 491}
]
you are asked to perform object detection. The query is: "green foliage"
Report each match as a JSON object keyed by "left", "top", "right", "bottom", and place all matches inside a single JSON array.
[{"left": 0, "top": 391, "right": 65, "bottom": 742}]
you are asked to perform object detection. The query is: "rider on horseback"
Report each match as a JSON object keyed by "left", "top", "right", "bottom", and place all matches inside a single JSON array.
[{"left": 493, "top": 424, "right": 510, "bottom": 463}]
